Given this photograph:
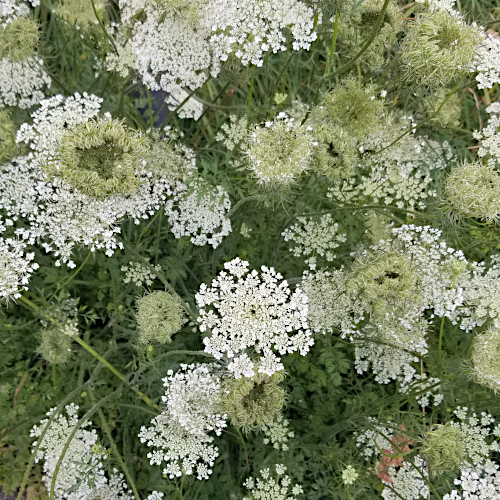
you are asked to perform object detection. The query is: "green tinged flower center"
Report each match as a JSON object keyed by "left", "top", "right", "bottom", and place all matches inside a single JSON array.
[
  {"left": 75, "top": 141, "right": 125, "bottom": 180},
  {"left": 435, "top": 24, "right": 461, "bottom": 50},
  {"left": 52, "top": 118, "right": 144, "bottom": 198},
  {"left": 0, "top": 17, "right": 39, "bottom": 61}
]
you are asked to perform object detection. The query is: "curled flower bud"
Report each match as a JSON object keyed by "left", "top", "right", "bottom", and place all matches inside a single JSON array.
[
  {"left": 422, "top": 422, "right": 465, "bottom": 476},
  {"left": 246, "top": 116, "right": 314, "bottom": 186},
  {"left": 346, "top": 251, "right": 420, "bottom": 315},
  {"left": 312, "top": 78, "right": 385, "bottom": 140},
  {"left": 401, "top": 10, "right": 479, "bottom": 86},
  {"left": 49, "top": 117, "right": 144, "bottom": 198},
  {"left": 37, "top": 327, "right": 73, "bottom": 365},
  {"left": 136, "top": 291, "right": 186, "bottom": 344},
  {"left": 471, "top": 328, "right": 500, "bottom": 392},
  {"left": 444, "top": 161, "right": 500, "bottom": 223},
  {"left": 221, "top": 372, "right": 285, "bottom": 430},
  {"left": 0, "top": 17, "right": 39, "bottom": 62}
]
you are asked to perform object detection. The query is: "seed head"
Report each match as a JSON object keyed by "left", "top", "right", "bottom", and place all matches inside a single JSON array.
[
  {"left": 49, "top": 117, "right": 144, "bottom": 198},
  {"left": 401, "top": 10, "right": 479, "bottom": 86},
  {"left": 422, "top": 423, "right": 465, "bottom": 476},
  {"left": 38, "top": 327, "right": 73, "bottom": 364},
  {"left": 471, "top": 328, "right": 500, "bottom": 392},
  {"left": 444, "top": 161, "right": 500, "bottom": 223},
  {"left": 0, "top": 17, "right": 39, "bottom": 62},
  {"left": 136, "top": 291, "right": 186, "bottom": 344},
  {"left": 221, "top": 372, "right": 286, "bottom": 430}
]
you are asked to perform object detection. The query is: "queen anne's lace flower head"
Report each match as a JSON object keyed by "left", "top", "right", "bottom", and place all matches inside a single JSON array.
[
  {"left": 0, "top": 2, "right": 51, "bottom": 108},
  {"left": 444, "top": 161, "right": 500, "bottom": 223},
  {"left": 136, "top": 290, "right": 187, "bottom": 344},
  {"left": 3, "top": 94, "right": 175, "bottom": 266},
  {"left": 196, "top": 258, "right": 313, "bottom": 378},
  {"left": 30, "top": 404, "right": 134, "bottom": 500},
  {"left": 164, "top": 181, "right": 232, "bottom": 248},
  {"left": 401, "top": 9, "right": 479, "bottom": 87},
  {"left": 242, "top": 464, "right": 303, "bottom": 500},
  {"left": 138, "top": 364, "right": 227, "bottom": 480},
  {"left": 122, "top": 0, "right": 318, "bottom": 94},
  {"left": 246, "top": 114, "right": 315, "bottom": 186},
  {"left": 221, "top": 372, "right": 285, "bottom": 430}
]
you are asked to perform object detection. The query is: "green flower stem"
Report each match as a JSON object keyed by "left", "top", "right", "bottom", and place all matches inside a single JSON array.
[
  {"left": 146, "top": 86, "right": 154, "bottom": 137},
  {"left": 95, "top": 403, "right": 140, "bottom": 500},
  {"left": 91, "top": 0, "right": 118, "bottom": 54},
  {"left": 51, "top": 250, "right": 92, "bottom": 298},
  {"left": 18, "top": 295, "right": 158, "bottom": 410},
  {"left": 324, "top": 7, "right": 339, "bottom": 77},
  {"left": 330, "top": 0, "right": 391, "bottom": 79},
  {"left": 374, "top": 75, "right": 466, "bottom": 155},
  {"left": 49, "top": 391, "right": 116, "bottom": 500}
]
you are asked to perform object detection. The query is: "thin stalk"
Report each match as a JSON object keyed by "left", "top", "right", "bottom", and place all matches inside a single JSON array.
[
  {"left": 49, "top": 392, "right": 116, "bottom": 500},
  {"left": 91, "top": 0, "right": 118, "bottom": 54},
  {"left": 325, "top": 8, "right": 339, "bottom": 77},
  {"left": 95, "top": 404, "right": 140, "bottom": 500},
  {"left": 329, "top": 0, "right": 391, "bottom": 79},
  {"left": 18, "top": 295, "right": 158, "bottom": 409},
  {"left": 146, "top": 86, "right": 154, "bottom": 136},
  {"left": 374, "top": 75, "right": 466, "bottom": 155}
]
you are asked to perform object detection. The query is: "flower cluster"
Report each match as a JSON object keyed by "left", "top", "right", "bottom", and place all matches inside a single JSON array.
[
  {"left": 164, "top": 181, "right": 232, "bottom": 248},
  {"left": 282, "top": 214, "right": 346, "bottom": 270},
  {"left": 328, "top": 113, "right": 454, "bottom": 210},
  {"left": 1, "top": 94, "right": 176, "bottom": 266},
  {"left": 262, "top": 415, "right": 295, "bottom": 451},
  {"left": 30, "top": 404, "right": 134, "bottom": 500},
  {"left": 0, "top": 1, "right": 50, "bottom": 108},
  {"left": 242, "top": 464, "right": 303, "bottom": 500},
  {"left": 0, "top": 236, "right": 38, "bottom": 301},
  {"left": 136, "top": 290, "right": 186, "bottom": 344},
  {"left": 196, "top": 258, "right": 313, "bottom": 378},
  {"left": 121, "top": 260, "right": 160, "bottom": 288},
  {"left": 138, "top": 364, "right": 227, "bottom": 480},
  {"left": 119, "top": 0, "right": 318, "bottom": 95},
  {"left": 246, "top": 114, "right": 315, "bottom": 186}
]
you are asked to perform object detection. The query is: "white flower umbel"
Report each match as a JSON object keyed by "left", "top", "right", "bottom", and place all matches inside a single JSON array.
[
  {"left": 242, "top": 464, "right": 303, "bottom": 500},
  {"left": 124, "top": 0, "right": 318, "bottom": 93},
  {"left": 381, "top": 456, "right": 429, "bottom": 500},
  {"left": 130, "top": 4, "right": 219, "bottom": 94},
  {"left": 3, "top": 94, "right": 175, "bottom": 266},
  {"left": 138, "top": 364, "right": 226, "bottom": 480},
  {"left": 161, "top": 364, "right": 227, "bottom": 438},
  {"left": 121, "top": 261, "right": 160, "bottom": 288},
  {"left": 0, "top": 236, "right": 38, "bottom": 301},
  {"left": 165, "top": 181, "right": 231, "bottom": 248},
  {"left": 206, "top": 0, "right": 319, "bottom": 67},
  {"left": 262, "top": 415, "right": 295, "bottom": 451},
  {"left": 444, "top": 463, "right": 500, "bottom": 500},
  {"left": 30, "top": 403, "right": 108, "bottom": 500},
  {"left": 474, "top": 103, "right": 500, "bottom": 167},
  {"left": 472, "top": 31, "right": 500, "bottom": 90},
  {"left": 196, "top": 258, "right": 313, "bottom": 378},
  {"left": 165, "top": 86, "right": 203, "bottom": 120},
  {"left": 282, "top": 214, "right": 346, "bottom": 270},
  {"left": 460, "top": 256, "right": 500, "bottom": 332}
]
